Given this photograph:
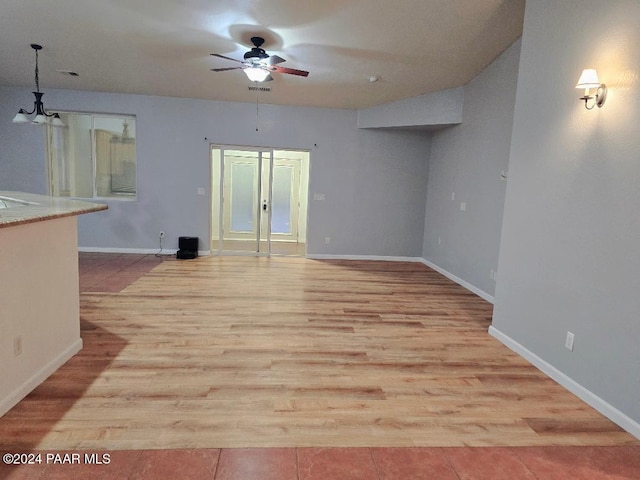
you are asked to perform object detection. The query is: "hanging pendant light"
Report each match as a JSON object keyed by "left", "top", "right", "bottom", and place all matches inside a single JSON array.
[{"left": 12, "top": 44, "right": 65, "bottom": 127}]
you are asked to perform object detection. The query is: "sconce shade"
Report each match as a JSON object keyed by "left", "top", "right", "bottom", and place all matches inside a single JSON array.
[{"left": 576, "top": 69, "right": 601, "bottom": 89}]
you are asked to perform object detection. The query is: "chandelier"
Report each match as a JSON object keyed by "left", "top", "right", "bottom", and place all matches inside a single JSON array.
[{"left": 12, "top": 44, "right": 65, "bottom": 127}]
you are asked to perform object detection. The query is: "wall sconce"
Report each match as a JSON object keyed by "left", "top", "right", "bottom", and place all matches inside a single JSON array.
[{"left": 575, "top": 69, "right": 607, "bottom": 110}]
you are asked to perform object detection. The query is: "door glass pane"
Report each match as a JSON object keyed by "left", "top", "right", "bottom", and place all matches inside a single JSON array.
[
  {"left": 271, "top": 166, "right": 292, "bottom": 234},
  {"left": 230, "top": 162, "right": 257, "bottom": 233},
  {"left": 221, "top": 151, "right": 262, "bottom": 254}
]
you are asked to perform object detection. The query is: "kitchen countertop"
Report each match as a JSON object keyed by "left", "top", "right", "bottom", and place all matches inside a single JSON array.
[{"left": 0, "top": 191, "right": 108, "bottom": 229}]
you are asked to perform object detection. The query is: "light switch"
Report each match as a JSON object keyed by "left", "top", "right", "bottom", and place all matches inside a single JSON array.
[{"left": 565, "top": 331, "right": 575, "bottom": 351}]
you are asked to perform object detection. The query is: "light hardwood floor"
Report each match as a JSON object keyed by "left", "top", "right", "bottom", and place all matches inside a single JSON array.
[
  {"left": 0, "top": 256, "right": 636, "bottom": 451},
  {"left": 216, "top": 239, "right": 306, "bottom": 256}
]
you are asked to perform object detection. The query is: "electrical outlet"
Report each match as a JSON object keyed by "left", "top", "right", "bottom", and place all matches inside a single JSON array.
[
  {"left": 159, "top": 231, "right": 165, "bottom": 239},
  {"left": 325, "top": 236, "right": 331, "bottom": 244},
  {"left": 14, "top": 336, "right": 22, "bottom": 357},
  {"left": 460, "top": 202, "right": 467, "bottom": 211},
  {"left": 565, "top": 331, "right": 575, "bottom": 351}
]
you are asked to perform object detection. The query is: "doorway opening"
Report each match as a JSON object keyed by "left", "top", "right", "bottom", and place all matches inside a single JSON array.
[{"left": 211, "top": 146, "right": 310, "bottom": 256}]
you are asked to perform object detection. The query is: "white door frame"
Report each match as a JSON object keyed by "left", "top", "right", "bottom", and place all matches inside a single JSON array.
[{"left": 210, "top": 145, "right": 309, "bottom": 257}]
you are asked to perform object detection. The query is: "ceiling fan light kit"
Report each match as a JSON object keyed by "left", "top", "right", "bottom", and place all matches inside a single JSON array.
[
  {"left": 244, "top": 66, "right": 271, "bottom": 82},
  {"left": 211, "top": 36, "right": 309, "bottom": 83}
]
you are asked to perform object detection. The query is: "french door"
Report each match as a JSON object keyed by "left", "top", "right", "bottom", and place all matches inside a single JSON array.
[{"left": 211, "top": 146, "right": 307, "bottom": 256}]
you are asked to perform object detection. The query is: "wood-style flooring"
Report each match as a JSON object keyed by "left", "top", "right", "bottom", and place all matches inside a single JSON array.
[
  {"left": 216, "top": 239, "right": 306, "bottom": 256},
  {"left": 0, "top": 254, "right": 637, "bottom": 452}
]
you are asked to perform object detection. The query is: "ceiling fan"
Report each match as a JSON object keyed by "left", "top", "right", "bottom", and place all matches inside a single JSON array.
[{"left": 211, "top": 36, "right": 309, "bottom": 83}]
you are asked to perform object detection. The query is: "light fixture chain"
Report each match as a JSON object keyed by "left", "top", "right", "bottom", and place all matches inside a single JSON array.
[{"left": 34, "top": 47, "right": 40, "bottom": 92}]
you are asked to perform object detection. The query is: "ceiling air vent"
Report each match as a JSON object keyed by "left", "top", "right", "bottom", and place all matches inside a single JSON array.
[
  {"left": 57, "top": 69, "right": 79, "bottom": 77},
  {"left": 248, "top": 86, "right": 271, "bottom": 92}
]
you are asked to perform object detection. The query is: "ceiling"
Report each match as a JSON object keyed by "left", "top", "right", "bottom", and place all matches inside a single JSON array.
[{"left": 0, "top": 0, "right": 525, "bottom": 110}]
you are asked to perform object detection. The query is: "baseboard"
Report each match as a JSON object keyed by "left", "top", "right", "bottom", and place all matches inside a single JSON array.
[
  {"left": 78, "top": 247, "right": 211, "bottom": 256},
  {"left": 78, "top": 246, "right": 170, "bottom": 254},
  {"left": 420, "top": 258, "right": 495, "bottom": 304},
  {"left": 489, "top": 326, "right": 640, "bottom": 440},
  {"left": 306, "top": 254, "right": 424, "bottom": 263},
  {"left": 0, "top": 338, "right": 83, "bottom": 418}
]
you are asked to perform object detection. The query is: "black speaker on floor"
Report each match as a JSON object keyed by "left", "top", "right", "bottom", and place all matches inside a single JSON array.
[{"left": 177, "top": 236, "right": 198, "bottom": 259}]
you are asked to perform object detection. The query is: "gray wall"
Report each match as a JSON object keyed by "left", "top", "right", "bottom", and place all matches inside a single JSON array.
[
  {"left": 422, "top": 39, "right": 521, "bottom": 298},
  {"left": 493, "top": 0, "right": 640, "bottom": 426},
  {"left": 0, "top": 87, "right": 430, "bottom": 256}
]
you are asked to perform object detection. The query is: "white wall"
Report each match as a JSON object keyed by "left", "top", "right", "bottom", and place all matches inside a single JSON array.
[
  {"left": 0, "top": 88, "right": 431, "bottom": 257},
  {"left": 422, "top": 39, "right": 521, "bottom": 298},
  {"left": 492, "top": 0, "right": 640, "bottom": 433}
]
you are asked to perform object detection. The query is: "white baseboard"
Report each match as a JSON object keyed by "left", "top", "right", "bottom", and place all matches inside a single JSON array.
[
  {"left": 489, "top": 326, "right": 640, "bottom": 440},
  {"left": 78, "top": 246, "right": 169, "bottom": 254},
  {"left": 0, "top": 338, "right": 83, "bottom": 418},
  {"left": 306, "top": 254, "right": 424, "bottom": 263},
  {"left": 78, "top": 247, "right": 211, "bottom": 256},
  {"left": 420, "top": 258, "right": 495, "bottom": 304}
]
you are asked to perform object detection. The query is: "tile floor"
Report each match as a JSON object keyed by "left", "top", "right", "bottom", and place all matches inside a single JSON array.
[
  {"left": 1, "top": 446, "right": 639, "bottom": 479},
  {"left": 5, "top": 254, "right": 638, "bottom": 479},
  {"left": 78, "top": 252, "right": 166, "bottom": 293}
]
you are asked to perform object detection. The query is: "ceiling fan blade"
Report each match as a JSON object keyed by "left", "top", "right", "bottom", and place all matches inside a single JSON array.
[
  {"left": 273, "top": 66, "right": 309, "bottom": 77},
  {"left": 210, "top": 53, "right": 244, "bottom": 64},
  {"left": 267, "top": 55, "right": 286, "bottom": 65},
  {"left": 211, "top": 67, "right": 244, "bottom": 72}
]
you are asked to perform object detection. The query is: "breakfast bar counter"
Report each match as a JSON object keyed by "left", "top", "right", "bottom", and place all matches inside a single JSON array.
[
  {"left": 0, "top": 191, "right": 107, "bottom": 228},
  {"left": 0, "top": 191, "right": 107, "bottom": 418}
]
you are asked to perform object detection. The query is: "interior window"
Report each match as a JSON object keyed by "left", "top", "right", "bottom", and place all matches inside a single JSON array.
[{"left": 47, "top": 113, "right": 136, "bottom": 199}]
